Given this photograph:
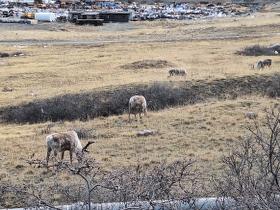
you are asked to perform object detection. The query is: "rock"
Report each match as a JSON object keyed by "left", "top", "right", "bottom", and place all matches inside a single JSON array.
[
  {"left": 245, "top": 111, "right": 257, "bottom": 119},
  {"left": 136, "top": 129, "right": 156, "bottom": 137},
  {"left": 11, "top": 51, "right": 24, "bottom": 57}
]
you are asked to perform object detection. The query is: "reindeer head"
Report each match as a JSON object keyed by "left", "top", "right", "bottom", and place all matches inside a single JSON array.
[
  {"left": 76, "top": 141, "right": 95, "bottom": 162},
  {"left": 82, "top": 141, "right": 95, "bottom": 153}
]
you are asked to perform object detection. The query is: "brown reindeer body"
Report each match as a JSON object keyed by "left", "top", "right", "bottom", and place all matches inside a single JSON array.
[
  {"left": 263, "top": 59, "right": 272, "bottom": 67},
  {"left": 253, "top": 59, "right": 272, "bottom": 70},
  {"left": 46, "top": 131, "right": 93, "bottom": 165}
]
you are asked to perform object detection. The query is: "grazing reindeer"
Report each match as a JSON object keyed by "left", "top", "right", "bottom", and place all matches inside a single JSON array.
[
  {"left": 263, "top": 59, "right": 272, "bottom": 68},
  {"left": 253, "top": 61, "right": 264, "bottom": 70},
  {"left": 253, "top": 59, "right": 272, "bottom": 70},
  {"left": 45, "top": 130, "right": 94, "bottom": 165},
  {"left": 128, "top": 95, "right": 147, "bottom": 122},
  {"left": 168, "top": 69, "right": 186, "bottom": 78}
]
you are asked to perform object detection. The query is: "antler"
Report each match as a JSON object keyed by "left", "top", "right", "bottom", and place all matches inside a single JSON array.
[{"left": 82, "top": 141, "right": 95, "bottom": 152}]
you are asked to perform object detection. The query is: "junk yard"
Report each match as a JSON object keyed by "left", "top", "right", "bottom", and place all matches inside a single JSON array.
[
  {"left": 0, "top": 0, "right": 260, "bottom": 25},
  {"left": 1, "top": 0, "right": 280, "bottom": 209}
]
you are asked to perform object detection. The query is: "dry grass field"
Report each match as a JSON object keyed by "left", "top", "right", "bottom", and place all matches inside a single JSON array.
[
  {"left": 1, "top": 12, "right": 280, "bottom": 107},
  {"left": 0, "top": 6, "right": 280, "bottom": 207}
]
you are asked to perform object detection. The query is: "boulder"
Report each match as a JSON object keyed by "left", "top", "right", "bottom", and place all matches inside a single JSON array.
[{"left": 136, "top": 129, "right": 156, "bottom": 137}]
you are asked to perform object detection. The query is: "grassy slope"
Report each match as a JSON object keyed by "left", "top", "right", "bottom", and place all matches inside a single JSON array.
[
  {"left": 0, "top": 96, "right": 279, "bottom": 183},
  {"left": 0, "top": 9, "right": 280, "bottom": 206},
  {"left": 1, "top": 21, "right": 280, "bottom": 107}
]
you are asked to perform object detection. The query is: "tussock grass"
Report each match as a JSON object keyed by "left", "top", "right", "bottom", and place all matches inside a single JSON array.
[{"left": 121, "top": 59, "right": 174, "bottom": 69}]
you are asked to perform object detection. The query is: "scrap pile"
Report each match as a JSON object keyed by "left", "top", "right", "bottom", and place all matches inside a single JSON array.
[
  {"left": 129, "top": 3, "right": 250, "bottom": 21},
  {"left": 0, "top": 2, "right": 69, "bottom": 23},
  {"left": 0, "top": 0, "right": 256, "bottom": 24}
]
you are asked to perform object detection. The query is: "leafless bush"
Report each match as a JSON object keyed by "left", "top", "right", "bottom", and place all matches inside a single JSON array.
[
  {"left": 2, "top": 74, "right": 280, "bottom": 123},
  {"left": 216, "top": 109, "right": 280, "bottom": 209},
  {"left": 1, "top": 158, "right": 204, "bottom": 209},
  {"left": 0, "top": 179, "right": 64, "bottom": 209},
  {"left": 237, "top": 45, "right": 278, "bottom": 56},
  {"left": 24, "top": 157, "right": 117, "bottom": 209},
  {"left": 266, "top": 75, "right": 280, "bottom": 98},
  {"left": 105, "top": 159, "right": 204, "bottom": 209}
]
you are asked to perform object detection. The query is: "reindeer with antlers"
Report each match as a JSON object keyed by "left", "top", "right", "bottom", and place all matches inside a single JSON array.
[{"left": 45, "top": 130, "right": 94, "bottom": 166}]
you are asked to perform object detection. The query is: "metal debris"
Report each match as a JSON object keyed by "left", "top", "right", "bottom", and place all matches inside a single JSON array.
[{"left": 0, "top": 0, "right": 256, "bottom": 24}]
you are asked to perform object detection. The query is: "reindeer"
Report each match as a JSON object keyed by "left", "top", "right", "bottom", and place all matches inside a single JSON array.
[
  {"left": 263, "top": 59, "right": 272, "bottom": 68},
  {"left": 252, "top": 59, "right": 272, "bottom": 70},
  {"left": 45, "top": 130, "right": 94, "bottom": 165},
  {"left": 253, "top": 61, "right": 264, "bottom": 70},
  {"left": 168, "top": 69, "right": 186, "bottom": 78},
  {"left": 128, "top": 95, "right": 147, "bottom": 122}
]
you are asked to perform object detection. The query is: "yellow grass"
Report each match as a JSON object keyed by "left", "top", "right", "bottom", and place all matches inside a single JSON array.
[
  {"left": 1, "top": 34, "right": 280, "bottom": 107},
  {"left": 0, "top": 12, "right": 279, "bottom": 42},
  {"left": 0, "top": 96, "right": 279, "bottom": 183},
  {"left": 0, "top": 9, "right": 280, "bottom": 204}
]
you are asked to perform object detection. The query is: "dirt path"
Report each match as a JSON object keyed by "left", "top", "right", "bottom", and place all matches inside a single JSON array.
[
  {"left": 1, "top": 16, "right": 280, "bottom": 46},
  {"left": 1, "top": 32, "right": 279, "bottom": 46}
]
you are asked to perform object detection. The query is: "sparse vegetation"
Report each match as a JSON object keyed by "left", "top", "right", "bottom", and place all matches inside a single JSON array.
[
  {"left": 216, "top": 109, "right": 280, "bottom": 209},
  {"left": 1, "top": 158, "right": 199, "bottom": 209},
  {"left": 1, "top": 74, "right": 280, "bottom": 123},
  {"left": 121, "top": 59, "right": 174, "bottom": 70},
  {"left": 1, "top": 6, "right": 280, "bottom": 208}
]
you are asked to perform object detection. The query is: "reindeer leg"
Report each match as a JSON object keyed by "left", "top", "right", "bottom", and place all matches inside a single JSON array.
[
  {"left": 46, "top": 148, "right": 51, "bottom": 166},
  {"left": 53, "top": 150, "right": 58, "bottom": 162},
  {"left": 144, "top": 109, "right": 148, "bottom": 117},
  {"left": 128, "top": 105, "right": 131, "bottom": 122},
  {"left": 69, "top": 150, "right": 73, "bottom": 165},
  {"left": 61, "top": 151, "right": 64, "bottom": 161}
]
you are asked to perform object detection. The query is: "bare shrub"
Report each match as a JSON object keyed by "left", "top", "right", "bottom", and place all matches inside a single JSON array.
[
  {"left": 237, "top": 44, "right": 278, "bottom": 56},
  {"left": 0, "top": 179, "right": 67, "bottom": 209},
  {"left": 105, "top": 159, "right": 204, "bottom": 209},
  {"left": 1, "top": 158, "right": 203, "bottom": 209},
  {"left": 20, "top": 157, "right": 116, "bottom": 209},
  {"left": 216, "top": 109, "right": 280, "bottom": 209},
  {"left": 266, "top": 75, "right": 280, "bottom": 98},
  {"left": 2, "top": 74, "right": 280, "bottom": 123}
]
